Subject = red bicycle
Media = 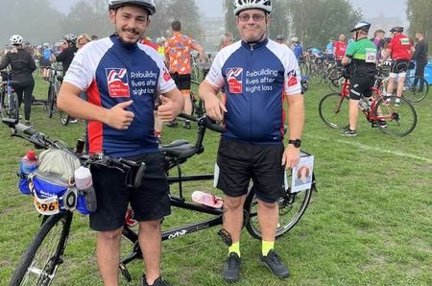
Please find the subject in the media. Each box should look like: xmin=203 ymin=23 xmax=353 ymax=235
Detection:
xmin=318 ymin=76 xmax=417 ymax=137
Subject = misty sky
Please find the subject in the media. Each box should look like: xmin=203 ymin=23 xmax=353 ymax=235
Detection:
xmin=50 ymin=0 xmax=407 ymax=23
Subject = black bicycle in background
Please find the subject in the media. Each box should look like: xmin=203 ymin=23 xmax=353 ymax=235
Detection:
xmin=0 ymin=71 xmax=19 ymax=121
xmin=4 ymin=113 xmax=316 ymax=286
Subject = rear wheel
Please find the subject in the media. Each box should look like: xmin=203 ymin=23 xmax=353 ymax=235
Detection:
xmin=403 ymin=76 xmax=429 ymax=102
xmin=9 ymin=92 xmax=20 ymax=121
xmin=318 ymin=92 xmax=349 ymax=129
xmin=245 ymin=178 xmax=314 ymax=240
xmin=9 ymin=212 xmax=72 ymax=286
xmin=374 ymin=95 xmax=417 ymax=137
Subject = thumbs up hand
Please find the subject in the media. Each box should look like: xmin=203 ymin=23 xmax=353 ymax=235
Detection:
xmin=106 ymin=100 xmax=135 ymax=130
xmin=157 ymin=95 xmax=178 ymax=121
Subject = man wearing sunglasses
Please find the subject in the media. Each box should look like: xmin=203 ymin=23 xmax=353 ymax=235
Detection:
xmin=199 ymin=0 xmax=304 ymax=282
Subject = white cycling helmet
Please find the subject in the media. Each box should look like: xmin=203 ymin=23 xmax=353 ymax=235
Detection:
xmin=108 ymin=0 xmax=156 ymax=15
xmin=233 ymin=0 xmax=272 ymax=15
xmin=350 ymin=21 xmax=371 ymax=32
xmin=64 ymin=33 xmax=77 ymax=44
xmin=10 ymin=34 xmax=24 ymax=45
xmin=291 ymin=36 xmax=299 ymax=43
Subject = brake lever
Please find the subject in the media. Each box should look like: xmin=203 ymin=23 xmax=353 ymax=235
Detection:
xmin=133 ymin=162 xmax=146 ymax=189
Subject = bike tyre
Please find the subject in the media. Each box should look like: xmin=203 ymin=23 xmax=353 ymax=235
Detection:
xmin=403 ymin=76 xmax=429 ymax=102
xmin=9 ymin=92 xmax=20 ymax=121
xmin=9 ymin=212 xmax=72 ymax=286
xmin=47 ymin=84 xmax=55 ymax=118
xmin=318 ymin=92 xmax=349 ymax=129
xmin=374 ymin=95 xmax=417 ymax=137
xmin=245 ymin=181 xmax=313 ymax=240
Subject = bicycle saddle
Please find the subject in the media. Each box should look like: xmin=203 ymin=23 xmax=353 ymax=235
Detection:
xmin=159 ymin=139 xmax=197 ymax=159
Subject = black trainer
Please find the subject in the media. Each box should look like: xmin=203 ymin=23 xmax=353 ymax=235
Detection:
xmin=260 ymin=250 xmax=290 ymax=279
xmin=371 ymin=120 xmax=387 ymax=128
xmin=223 ymin=252 xmax=241 ymax=283
xmin=142 ymin=275 xmax=171 ymax=286
xmin=340 ymin=126 xmax=357 ymax=137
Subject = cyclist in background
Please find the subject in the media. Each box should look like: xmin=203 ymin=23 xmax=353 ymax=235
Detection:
xmin=382 ymin=26 xmax=413 ymax=105
xmin=57 ymin=1 xmax=184 ymax=285
xmin=334 ymin=34 xmax=347 ymax=66
xmin=199 ymin=0 xmax=304 ymax=282
xmin=341 ymin=21 xmax=378 ymax=137
xmin=41 ymin=42 xmax=53 ymax=81
xmin=165 ymin=20 xmax=207 ymax=129
xmin=290 ymin=37 xmax=303 ymax=62
xmin=53 ymin=34 xmax=78 ymax=74
xmin=275 ymin=34 xmax=285 ymax=45
xmin=0 ymin=34 xmax=36 ymax=125
xmin=325 ymin=38 xmax=335 ymax=62
xmin=77 ymin=33 xmax=92 ymax=49
xmin=412 ymin=31 xmax=428 ymax=92
xmin=220 ymin=31 xmax=234 ymax=49
xmin=371 ymin=29 xmax=385 ymax=61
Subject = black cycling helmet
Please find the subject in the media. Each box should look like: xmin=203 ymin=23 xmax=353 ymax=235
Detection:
xmin=276 ymin=34 xmax=285 ymax=41
xmin=64 ymin=33 xmax=77 ymax=44
xmin=390 ymin=26 xmax=404 ymax=33
xmin=350 ymin=21 xmax=371 ymax=33
xmin=108 ymin=0 xmax=156 ymax=15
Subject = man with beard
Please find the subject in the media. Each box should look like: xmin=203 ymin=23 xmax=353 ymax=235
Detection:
xmin=57 ymin=1 xmax=184 ymax=285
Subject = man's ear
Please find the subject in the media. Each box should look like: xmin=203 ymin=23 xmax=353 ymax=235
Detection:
xmin=109 ymin=9 xmax=116 ymax=24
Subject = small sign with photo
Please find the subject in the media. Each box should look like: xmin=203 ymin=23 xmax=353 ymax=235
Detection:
xmin=290 ymin=155 xmax=314 ymax=193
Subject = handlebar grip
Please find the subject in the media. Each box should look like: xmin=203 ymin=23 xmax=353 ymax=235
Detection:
xmin=133 ymin=163 xmax=146 ymax=189
xmin=204 ymin=117 xmax=225 ymax=133
xmin=178 ymin=113 xmax=197 ymax=122
xmin=16 ymin=123 xmax=37 ymax=136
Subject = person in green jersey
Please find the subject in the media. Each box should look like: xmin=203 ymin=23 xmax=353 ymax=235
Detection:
xmin=341 ymin=21 xmax=378 ymax=136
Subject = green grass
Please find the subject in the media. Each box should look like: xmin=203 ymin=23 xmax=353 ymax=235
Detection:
xmin=0 ymin=76 xmax=431 ymax=286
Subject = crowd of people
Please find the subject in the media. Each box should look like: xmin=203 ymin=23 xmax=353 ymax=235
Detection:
xmin=0 ymin=0 xmax=429 ymax=285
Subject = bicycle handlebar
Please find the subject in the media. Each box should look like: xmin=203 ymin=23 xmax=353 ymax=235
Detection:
xmin=178 ymin=113 xmax=225 ymax=133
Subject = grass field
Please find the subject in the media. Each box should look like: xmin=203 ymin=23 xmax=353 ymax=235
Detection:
xmin=0 ymin=75 xmax=431 ymax=286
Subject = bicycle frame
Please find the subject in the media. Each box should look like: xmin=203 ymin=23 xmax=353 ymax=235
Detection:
xmin=0 ymin=71 xmax=19 ymax=121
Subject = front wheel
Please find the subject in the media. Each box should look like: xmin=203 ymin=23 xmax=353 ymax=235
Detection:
xmin=245 ymin=181 xmax=314 ymax=240
xmin=9 ymin=212 xmax=72 ymax=286
xmin=318 ymin=92 xmax=349 ymax=129
xmin=403 ymin=76 xmax=429 ymax=102
xmin=374 ymin=95 xmax=417 ymax=137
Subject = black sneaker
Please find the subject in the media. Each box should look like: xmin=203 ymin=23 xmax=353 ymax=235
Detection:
xmin=223 ymin=252 xmax=241 ymax=283
xmin=340 ymin=127 xmax=357 ymax=137
xmin=142 ymin=275 xmax=170 ymax=286
xmin=260 ymin=250 xmax=290 ymax=279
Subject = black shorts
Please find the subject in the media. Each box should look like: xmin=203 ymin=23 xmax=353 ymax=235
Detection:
xmin=215 ymin=138 xmax=284 ymax=203
xmin=170 ymin=73 xmax=191 ymax=90
xmin=349 ymin=77 xmax=374 ymax=100
xmin=390 ymin=59 xmax=410 ymax=74
xmin=89 ymin=152 xmax=170 ymax=231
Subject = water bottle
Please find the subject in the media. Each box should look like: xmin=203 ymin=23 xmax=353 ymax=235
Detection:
xmin=74 ymin=166 xmax=97 ymax=212
xmin=191 ymin=191 xmax=223 ymax=208
xmin=18 ymin=150 xmax=38 ymax=195
xmin=20 ymin=150 xmax=38 ymax=175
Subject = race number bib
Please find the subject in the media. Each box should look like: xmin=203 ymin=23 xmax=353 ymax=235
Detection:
xmin=33 ymin=195 xmax=60 ymax=215
xmin=365 ymin=48 xmax=377 ymax=63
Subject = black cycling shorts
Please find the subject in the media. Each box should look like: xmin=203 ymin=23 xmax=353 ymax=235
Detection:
xmin=390 ymin=59 xmax=410 ymax=74
xmin=170 ymin=73 xmax=191 ymax=90
xmin=89 ymin=152 xmax=170 ymax=231
xmin=349 ymin=77 xmax=375 ymax=100
xmin=215 ymin=138 xmax=285 ymax=203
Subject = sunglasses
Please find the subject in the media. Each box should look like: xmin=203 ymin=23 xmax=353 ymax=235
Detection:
xmin=238 ymin=13 xmax=266 ymax=22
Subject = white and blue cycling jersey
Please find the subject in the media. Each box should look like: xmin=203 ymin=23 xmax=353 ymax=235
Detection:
xmin=64 ymin=34 xmax=176 ymax=157
xmin=206 ymin=38 xmax=302 ymax=144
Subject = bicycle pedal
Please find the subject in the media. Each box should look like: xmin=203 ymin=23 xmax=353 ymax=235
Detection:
xmin=217 ymin=228 xmax=232 ymax=246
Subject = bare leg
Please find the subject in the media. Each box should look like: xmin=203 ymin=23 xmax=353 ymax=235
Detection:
xmin=349 ymin=99 xmax=359 ymax=131
xmin=223 ymin=195 xmax=246 ymax=244
xmin=396 ymin=76 xmax=406 ymax=97
xmin=182 ymin=90 xmax=192 ymax=115
xmin=139 ymin=220 xmax=163 ymax=285
xmin=96 ymin=228 xmax=123 ymax=286
xmin=257 ymin=200 xmax=278 ymax=241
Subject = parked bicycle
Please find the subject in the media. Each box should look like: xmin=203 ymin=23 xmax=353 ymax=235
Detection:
xmin=4 ymin=112 xmax=316 ymax=286
xmin=0 ymin=71 xmax=19 ymax=121
xmin=318 ymin=75 xmax=417 ymax=137
xmin=46 ymin=65 xmax=63 ymax=119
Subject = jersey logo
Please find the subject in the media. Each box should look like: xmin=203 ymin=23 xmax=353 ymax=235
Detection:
xmin=226 ymin=67 xmax=243 ymax=94
xmin=106 ymin=68 xmax=130 ymax=97
xmin=287 ymin=69 xmax=298 ymax=87
xmin=162 ymin=68 xmax=172 ymax=82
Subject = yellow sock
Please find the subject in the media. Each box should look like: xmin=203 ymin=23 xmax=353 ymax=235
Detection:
xmin=228 ymin=241 xmax=240 ymax=257
xmin=262 ymin=240 xmax=274 ymax=256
